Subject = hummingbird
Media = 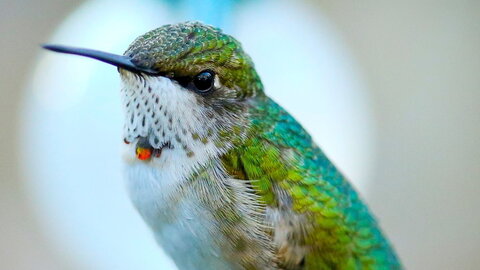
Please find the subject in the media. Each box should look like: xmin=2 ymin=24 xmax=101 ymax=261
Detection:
xmin=43 ymin=21 xmax=401 ymax=270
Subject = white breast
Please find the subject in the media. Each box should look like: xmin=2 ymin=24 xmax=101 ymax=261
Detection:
xmin=124 ymin=144 xmax=239 ymax=270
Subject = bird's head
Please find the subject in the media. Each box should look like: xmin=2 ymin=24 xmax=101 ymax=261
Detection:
xmin=44 ymin=22 xmax=264 ymax=163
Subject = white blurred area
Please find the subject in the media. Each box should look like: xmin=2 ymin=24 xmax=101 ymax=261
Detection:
xmin=1 ymin=1 xmax=479 ymax=270
xmin=20 ymin=0 xmax=373 ymax=269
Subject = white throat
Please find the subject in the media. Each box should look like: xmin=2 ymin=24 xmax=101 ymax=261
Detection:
xmin=120 ymin=73 xmax=239 ymax=269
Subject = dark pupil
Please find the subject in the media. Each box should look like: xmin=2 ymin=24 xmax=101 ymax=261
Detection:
xmin=193 ymin=71 xmax=214 ymax=91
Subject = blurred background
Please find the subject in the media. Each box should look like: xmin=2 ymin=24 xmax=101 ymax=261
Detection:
xmin=1 ymin=0 xmax=479 ymax=269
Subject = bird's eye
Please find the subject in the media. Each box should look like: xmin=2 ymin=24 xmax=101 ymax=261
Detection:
xmin=191 ymin=70 xmax=215 ymax=94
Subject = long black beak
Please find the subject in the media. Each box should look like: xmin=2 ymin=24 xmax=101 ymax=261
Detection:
xmin=42 ymin=44 xmax=159 ymax=75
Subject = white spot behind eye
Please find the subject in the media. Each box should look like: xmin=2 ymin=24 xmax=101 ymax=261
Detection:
xmin=213 ymin=75 xmax=222 ymax=89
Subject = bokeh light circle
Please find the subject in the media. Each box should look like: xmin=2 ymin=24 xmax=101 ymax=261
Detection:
xmin=20 ymin=0 xmax=374 ymax=269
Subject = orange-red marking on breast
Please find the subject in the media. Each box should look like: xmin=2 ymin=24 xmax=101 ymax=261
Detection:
xmin=136 ymin=147 xmax=152 ymax=160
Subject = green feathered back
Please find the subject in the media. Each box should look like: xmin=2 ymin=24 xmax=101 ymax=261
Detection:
xmin=222 ymin=96 xmax=401 ymax=269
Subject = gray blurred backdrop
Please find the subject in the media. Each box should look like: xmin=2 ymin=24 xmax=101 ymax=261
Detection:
xmin=1 ymin=1 xmax=479 ymax=269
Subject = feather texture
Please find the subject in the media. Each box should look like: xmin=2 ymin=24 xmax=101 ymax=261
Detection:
xmin=221 ymin=96 xmax=402 ymax=269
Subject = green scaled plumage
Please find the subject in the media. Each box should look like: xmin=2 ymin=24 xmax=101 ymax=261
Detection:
xmin=222 ymin=96 xmax=401 ymax=269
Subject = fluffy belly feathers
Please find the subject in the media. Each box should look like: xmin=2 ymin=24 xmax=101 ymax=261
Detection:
xmin=124 ymin=147 xmax=239 ymax=270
